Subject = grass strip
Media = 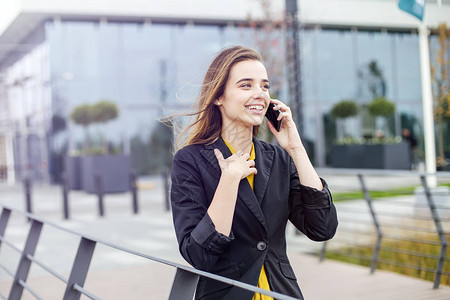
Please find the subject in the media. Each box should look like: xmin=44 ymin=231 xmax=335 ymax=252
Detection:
xmin=333 ymin=183 xmax=450 ymax=202
xmin=325 ymin=235 xmax=450 ymax=285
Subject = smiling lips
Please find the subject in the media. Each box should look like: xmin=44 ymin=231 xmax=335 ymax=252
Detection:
xmin=245 ymin=104 xmax=265 ymax=114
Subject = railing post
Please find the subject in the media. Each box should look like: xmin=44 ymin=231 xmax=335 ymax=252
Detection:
xmin=62 ymin=172 xmax=70 ymax=220
xmin=0 ymin=208 xmax=11 ymax=247
xmin=420 ymin=175 xmax=448 ymax=289
xmin=9 ymin=219 xmax=43 ymax=300
xmin=168 ymin=267 xmax=199 ymax=300
xmin=63 ymin=237 xmax=96 ymax=300
xmin=319 ymin=241 xmax=327 ymax=262
xmin=163 ymin=167 xmax=171 ymax=211
xmin=24 ymin=177 xmax=32 ymax=217
xmin=357 ymin=174 xmax=383 ymax=274
xmin=130 ymin=170 xmax=139 ymax=214
xmin=95 ymin=173 xmax=105 ymax=217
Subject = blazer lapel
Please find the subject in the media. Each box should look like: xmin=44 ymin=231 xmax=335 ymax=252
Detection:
xmin=201 ymin=138 xmax=229 ymax=178
xmin=253 ymin=139 xmax=274 ymax=205
xmin=201 ymin=137 xmax=267 ymax=229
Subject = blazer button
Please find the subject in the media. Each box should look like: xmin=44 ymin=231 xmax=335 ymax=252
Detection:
xmin=256 ymin=241 xmax=267 ymax=251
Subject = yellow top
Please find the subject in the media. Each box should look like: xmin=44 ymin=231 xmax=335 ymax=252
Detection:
xmin=223 ymin=139 xmax=274 ymax=300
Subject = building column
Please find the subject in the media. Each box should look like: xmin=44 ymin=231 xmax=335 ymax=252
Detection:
xmin=5 ymin=133 xmax=15 ymax=185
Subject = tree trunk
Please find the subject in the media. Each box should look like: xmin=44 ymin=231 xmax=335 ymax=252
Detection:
xmin=83 ymin=126 xmax=89 ymax=154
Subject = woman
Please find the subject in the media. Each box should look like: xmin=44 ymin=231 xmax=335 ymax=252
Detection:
xmin=170 ymin=46 xmax=338 ymax=300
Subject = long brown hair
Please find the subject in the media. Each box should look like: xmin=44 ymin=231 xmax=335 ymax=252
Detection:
xmin=175 ymin=46 xmax=263 ymax=151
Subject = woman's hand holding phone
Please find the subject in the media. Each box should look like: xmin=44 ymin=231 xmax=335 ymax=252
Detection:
xmin=266 ymin=98 xmax=304 ymax=154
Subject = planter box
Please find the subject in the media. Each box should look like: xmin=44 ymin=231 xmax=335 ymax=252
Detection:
xmin=81 ymin=154 xmax=131 ymax=193
xmin=330 ymin=142 xmax=411 ymax=169
xmin=64 ymin=156 xmax=83 ymax=190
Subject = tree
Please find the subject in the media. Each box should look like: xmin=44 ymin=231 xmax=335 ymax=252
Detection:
xmin=91 ymin=100 xmax=119 ymax=124
xmin=431 ymin=23 xmax=450 ymax=167
xmin=368 ymin=97 xmax=396 ymax=138
xmin=70 ymin=100 xmax=119 ymax=154
xmin=331 ymin=100 xmax=358 ymax=140
xmin=91 ymin=100 xmax=119 ymax=153
xmin=70 ymin=104 xmax=93 ymax=153
xmin=331 ymin=100 xmax=358 ymax=119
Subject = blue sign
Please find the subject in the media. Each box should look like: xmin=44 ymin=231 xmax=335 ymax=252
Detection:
xmin=398 ymin=0 xmax=425 ymax=21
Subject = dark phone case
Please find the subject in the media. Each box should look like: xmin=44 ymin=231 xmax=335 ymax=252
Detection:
xmin=265 ymin=103 xmax=281 ymax=131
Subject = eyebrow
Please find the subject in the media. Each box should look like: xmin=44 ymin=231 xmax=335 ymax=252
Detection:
xmin=235 ymin=78 xmax=270 ymax=84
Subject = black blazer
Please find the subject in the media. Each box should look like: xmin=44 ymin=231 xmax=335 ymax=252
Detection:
xmin=171 ymin=137 xmax=338 ymax=300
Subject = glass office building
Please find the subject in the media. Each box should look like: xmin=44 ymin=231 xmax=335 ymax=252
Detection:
xmin=1 ymin=18 xmax=444 ymax=182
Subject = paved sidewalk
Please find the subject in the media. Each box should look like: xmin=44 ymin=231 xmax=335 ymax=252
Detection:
xmin=0 ymin=174 xmax=449 ymax=299
xmin=2 ymin=251 xmax=450 ymax=300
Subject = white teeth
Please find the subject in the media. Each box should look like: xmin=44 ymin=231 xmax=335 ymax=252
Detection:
xmin=247 ymin=105 xmax=264 ymax=110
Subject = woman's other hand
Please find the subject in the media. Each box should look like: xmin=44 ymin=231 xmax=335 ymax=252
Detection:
xmin=214 ymin=149 xmax=257 ymax=180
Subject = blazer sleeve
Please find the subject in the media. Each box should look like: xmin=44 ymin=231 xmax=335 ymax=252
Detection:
xmin=288 ymin=158 xmax=338 ymax=241
xmin=170 ymin=148 xmax=234 ymax=271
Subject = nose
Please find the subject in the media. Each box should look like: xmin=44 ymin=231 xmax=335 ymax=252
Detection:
xmin=253 ymin=89 xmax=267 ymax=100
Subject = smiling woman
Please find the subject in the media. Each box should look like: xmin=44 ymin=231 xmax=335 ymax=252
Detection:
xmin=215 ymin=59 xmax=270 ymax=154
xmin=170 ymin=46 xmax=338 ymax=300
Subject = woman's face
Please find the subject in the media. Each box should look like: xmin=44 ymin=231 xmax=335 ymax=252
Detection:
xmin=217 ymin=59 xmax=270 ymax=132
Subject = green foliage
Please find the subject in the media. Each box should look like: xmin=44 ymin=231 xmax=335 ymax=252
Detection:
xmin=326 ymin=234 xmax=450 ymax=285
xmin=336 ymin=136 xmax=402 ymax=145
xmin=331 ymin=100 xmax=358 ymax=119
xmin=368 ymin=97 xmax=396 ymax=117
xmin=332 ymin=186 xmax=417 ymax=202
xmin=332 ymin=183 xmax=450 ymax=202
xmin=70 ymin=100 xmax=120 ymax=155
xmin=70 ymin=100 xmax=119 ymax=127
xmin=70 ymin=104 xmax=93 ymax=127
xmin=91 ymin=100 xmax=119 ymax=124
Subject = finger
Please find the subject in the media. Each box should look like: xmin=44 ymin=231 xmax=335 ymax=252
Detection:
xmin=270 ymin=99 xmax=284 ymax=106
xmin=272 ymin=104 xmax=283 ymax=111
xmin=267 ymin=119 xmax=278 ymax=135
xmin=277 ymin=111 xmax=286 ymax=121
xmin=274 ymin=104 xmax=290 ymax=113
xmin=242 ymin=152 xmax=251 ymax=160
xmin=248 ymin=160 xmax=255 ymax=167
xmin=214 ymin=149 xmax=224 ymax=161
xmin=249 ymin=167 xmax=258 ymax=176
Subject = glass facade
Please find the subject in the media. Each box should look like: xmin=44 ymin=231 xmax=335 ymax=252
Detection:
xmin=2 ymin=39 xmax=51 ymax=182
xmin=301 ymin=28 xmax=425 ymax=165
xmin=44 ymin=21 xmax=270 ymax=181
xmin=3 ymin=18 xmax=442 ymax=183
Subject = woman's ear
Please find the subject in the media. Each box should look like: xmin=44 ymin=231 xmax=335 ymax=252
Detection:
xmin=215 ymin=99 xmax=222 ymax=106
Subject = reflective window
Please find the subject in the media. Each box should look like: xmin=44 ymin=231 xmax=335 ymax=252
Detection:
xmin=394 ymin=33 xmax=421 ymax=102
xmin=25 ymin=21 xmax=427 ymax=177
xmin=302 ymin=29 xmax=356 ymax=103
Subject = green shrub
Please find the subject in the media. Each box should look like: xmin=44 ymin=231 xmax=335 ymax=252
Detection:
xmin=331 ymin=100 xmax=358 ymax=119
xmin=368 ymin=97 xmax=395 ymax=117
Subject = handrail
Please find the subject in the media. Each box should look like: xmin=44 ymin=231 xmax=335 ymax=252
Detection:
xmin=318 ymin=170 xmax=450 ymax=289
xmin=317 ymin=167 xmax=450 ymax=177
xmin=0 ymin=205 xmax=300 ymax=300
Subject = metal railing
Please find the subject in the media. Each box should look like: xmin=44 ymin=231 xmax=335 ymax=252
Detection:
xmin=318 ymin=169 xmax=450 ymax=289
xmin=0 ymin=205 xmax=300 ymax=300
xmin=20 ymin=169 xmax=172 ymax=220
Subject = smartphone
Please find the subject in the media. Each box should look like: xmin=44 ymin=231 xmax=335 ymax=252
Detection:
xmin=265 ymin=103 xmax=281 ymax=131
